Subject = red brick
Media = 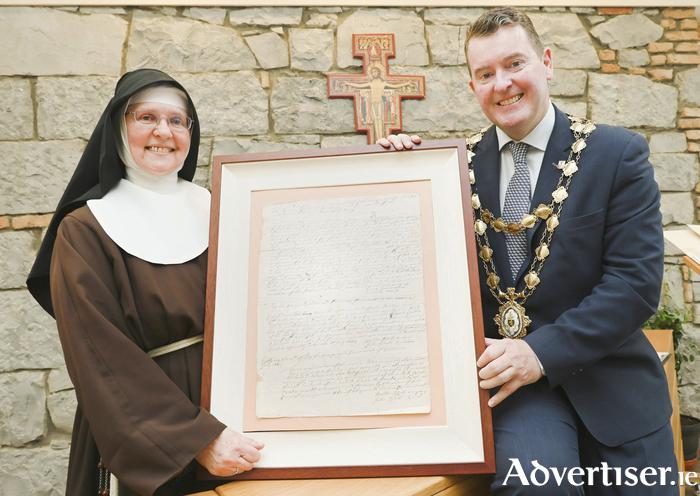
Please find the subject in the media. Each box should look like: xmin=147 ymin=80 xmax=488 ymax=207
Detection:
xmin=650 ymin=54 xmax=667 ymax=65
xmin=648 ymin=42 xmax=674 ymax=53
xmin=598 ymin=49 xmax=616 ymax=61
xmin=679 ymin=119 xmax=700 ymax=129
xmin=681 ymin=19 xmax=698 ymax=30
xmin=686 ymin=130 xmax=700 ymax=140
xmin=601 ymin=64 xmax=620 ymax=73
xmin=11 ymin=214 xmax=53 ymax=230
xmin=665 ymin=31 xmax=698 ymax=41
xmin=628 ymin=67 xmax=646 ymax=75
xmin=688 ymin=142 xmax=700 ymax=153
xmin=683 ymin=265 xmax=691 ymax=281
xmin=682 ymin=108 xmax=700 ymax=118
xmin=667 ymin=53 xmax=700 ymax=65
xmin=676 ymin=42 xmax=700 ymax=52
xmin=661 ymin=19 xmax=677 ymax=30
xmin=648 ymin=69 xmax=673 ymax=81
xmin=663 ymin=8 xmax=696 ymax=19
xmin=0 ymin=217 xmax=9 ymax=230
xmin=599 ymin=7 xmax=632 ymax=15
xmin=695 ymin=182 xmax=700 ymax=193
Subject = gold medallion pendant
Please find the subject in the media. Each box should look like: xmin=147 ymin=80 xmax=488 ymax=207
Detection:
xmin=494 ymin=289 xmax=531 ymax=339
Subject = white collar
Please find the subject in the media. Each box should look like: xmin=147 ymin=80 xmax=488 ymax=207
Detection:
xmin=496 ymin=102 xmax=556 ymax=151
xmin=87 ymin=176 xmax=210 ymax=265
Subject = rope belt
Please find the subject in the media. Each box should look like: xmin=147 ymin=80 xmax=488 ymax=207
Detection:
xmin=147 ymin=334 xmax=204 ymax=358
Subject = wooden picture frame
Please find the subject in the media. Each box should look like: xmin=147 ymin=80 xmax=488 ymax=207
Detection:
xmin=201 ymin=140 xmax=494 ymax=480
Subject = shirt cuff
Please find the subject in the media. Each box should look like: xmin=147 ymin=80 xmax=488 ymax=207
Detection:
xmin=535 ymin=354 xmax=546 ymax=376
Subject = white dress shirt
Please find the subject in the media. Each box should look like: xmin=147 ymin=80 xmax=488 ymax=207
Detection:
xmin=495 ymin=102 xmax=556 ymax=211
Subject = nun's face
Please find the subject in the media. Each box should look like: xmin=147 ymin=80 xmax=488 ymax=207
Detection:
xmin=125 ymin=102 xmax=191 ymax=176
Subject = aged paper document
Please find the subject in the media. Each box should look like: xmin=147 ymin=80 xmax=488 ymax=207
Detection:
xmin=256 ymin=193 xmax=431 ymax=418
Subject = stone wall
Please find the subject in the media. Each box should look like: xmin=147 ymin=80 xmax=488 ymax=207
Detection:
xmin=0 ymin=5 xmax=698 ymax=494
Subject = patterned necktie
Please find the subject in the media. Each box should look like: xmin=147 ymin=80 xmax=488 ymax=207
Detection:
xmin=503 ymin=141 xmax=531 ymax=284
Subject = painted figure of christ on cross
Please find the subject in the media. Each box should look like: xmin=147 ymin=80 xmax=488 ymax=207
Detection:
xmin=328 ymin=34 xmax=425 ymax=144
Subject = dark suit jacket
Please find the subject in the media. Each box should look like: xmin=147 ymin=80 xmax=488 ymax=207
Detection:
xmin=471 ymin=105 xmax=672 ymax=447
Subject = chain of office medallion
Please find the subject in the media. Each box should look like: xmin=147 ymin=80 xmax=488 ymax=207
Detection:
xmin=467 ymin=115 xmax=596 ymax=305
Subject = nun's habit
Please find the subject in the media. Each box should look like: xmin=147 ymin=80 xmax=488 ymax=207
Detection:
xmin=27 ymin=69 xmax=226 ymax=496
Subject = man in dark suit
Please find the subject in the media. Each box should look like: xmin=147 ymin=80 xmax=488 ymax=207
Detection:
xmin=380 ymin=7 xmax=677 ymax=495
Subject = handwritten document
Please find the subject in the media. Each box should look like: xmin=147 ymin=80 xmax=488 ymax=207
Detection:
xmin=256 ymin=193 xmax=431 ymax=418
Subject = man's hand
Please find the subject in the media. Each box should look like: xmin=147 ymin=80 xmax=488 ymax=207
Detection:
xmin=477 ymin=338 xmax=543 ymax=408
xmin=376 ymin=133 xmax=421 ymax=150
xmin=196 ymin=427 xmax=264 ymax=477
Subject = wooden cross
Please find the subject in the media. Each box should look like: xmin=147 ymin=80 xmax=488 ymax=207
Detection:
xmin=328 ymin=34 xmax=426 ymax=144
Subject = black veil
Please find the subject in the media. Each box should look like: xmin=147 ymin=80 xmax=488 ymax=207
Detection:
xmin=27 ymin=69 xmax=202 ymax=316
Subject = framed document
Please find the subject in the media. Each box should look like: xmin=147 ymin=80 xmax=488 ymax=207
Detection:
xmin=201 ymin=140 xmax=494 ymax=480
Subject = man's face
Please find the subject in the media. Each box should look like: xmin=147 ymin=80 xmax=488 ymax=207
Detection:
xmin=467 ymin=24 xmax=553 ymax=141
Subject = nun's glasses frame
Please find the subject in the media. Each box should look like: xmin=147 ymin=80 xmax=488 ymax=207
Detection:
xmin=125 ymin=110 xmax=195 ymax=131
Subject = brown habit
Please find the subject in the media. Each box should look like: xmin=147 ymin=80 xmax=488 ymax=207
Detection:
xmin=51 ymin=206 xmax=226 ymax=496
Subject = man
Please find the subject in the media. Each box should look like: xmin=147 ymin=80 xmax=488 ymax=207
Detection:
xmin=379 ymin=7 xmax=677 ymax=495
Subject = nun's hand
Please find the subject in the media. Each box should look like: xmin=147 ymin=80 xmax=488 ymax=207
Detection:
xmin=376 ymin=134 xmax=421 ymax=150
xmin=196 ymin=428 xmax=264 ymax=477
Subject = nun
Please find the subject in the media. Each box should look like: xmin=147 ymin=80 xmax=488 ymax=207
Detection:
xmin=27 ymin=69 xmax=263 ymax=496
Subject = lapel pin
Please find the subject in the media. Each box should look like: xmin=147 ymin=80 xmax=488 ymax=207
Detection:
xmin=555 ymin=160 xmax=567 ymax=169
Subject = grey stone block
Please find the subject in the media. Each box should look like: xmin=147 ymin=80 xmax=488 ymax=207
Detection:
xmin=660 ymin=192 xmax=694 ymax=226
xmin=550 ymin=70 xmax=587 ymax=97
xmin=676 ymin=68 xmax=700 ymax=107
xmin=0 ymin=7 xmax=126 ymax=76
xmin=213 ymin=137 xmax=319 ymax=156
xmin=0 ymin=446 xmax=69 ymax=495
xmin=590 ymin=14 xmax=663 ymax=50
xmin=0 ymin=140 xmax=84 ymax=215
xmin=246 ymin=33 xmax=289 ymax=69
xmin=229 ymin=7 xmax=303 ymax=26
xmin=427 ymin=25 xmax=467 ymax=66
xmin=47 ymin=389 xmax=77 ymax=433
xmin=551 ymin=99 xmax=587 ymax=119
xmin=182 ymin=7 xmax=226 ymax=25
xmin=0 ymin=371 xmax=46 ymax=447
xmin=290 ymin=29 xmax=334 ymax=72
xmin=423 ymin=8 xmax=486 ymax=25
xmin=337 ymin=10 xmax=429 ymax=68
xmin=271 ymin=77 xmax=355 ymax=134
xmin=127 ymin=11 xmax=257 ymax=73
xmin=649 ymin=133 xmax=688 ymax=154
xmin=619 ymin=49 xmax=650 ymax=68
xmin=37 ymin=76 xmax=117 ymax=140
xmin=531 ymin=14 xmax=600 ymax=69
xmin=391 ymin=66 xmax=491 ymax=133
xmin=589 ymin=73 xmax=678 ymax=129
xmin=650 ymin=153 xmax=700 ymax=192
xmin=321 ymin=135 xmax=370 ymax=148
xmin=0 ymin=79 xmax=33 ymax=140
xmin=0 ymin=231 xmax=36 ymax=290
xmin=0 ymin=291 xmax=64 ymax=372
xmin=307 ymin=14 xmax=337 ymax=28
xmin=176 ymin=72 xmax=268 ymax=137
xmin=47 ymin=366 xmax=73 ymax=393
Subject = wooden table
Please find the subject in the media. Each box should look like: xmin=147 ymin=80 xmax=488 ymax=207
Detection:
xmin=644 ymin=329 xmax=684 ymax=496
xmin=189 ymin=474 xmax=493 ymax=496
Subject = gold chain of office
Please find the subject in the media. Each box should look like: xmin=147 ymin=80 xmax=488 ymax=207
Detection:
xmin=466 ymin=114 xmax=596 ymax=339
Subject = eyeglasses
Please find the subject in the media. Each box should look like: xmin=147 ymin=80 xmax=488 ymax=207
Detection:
xmin=126 ymin=110 xmax=194 ymax=131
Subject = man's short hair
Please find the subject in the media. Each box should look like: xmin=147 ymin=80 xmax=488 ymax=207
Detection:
xmin=466 ymin=7 xmax=545 ymax=74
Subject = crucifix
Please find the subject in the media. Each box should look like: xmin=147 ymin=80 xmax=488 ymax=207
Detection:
xmin=328 ymin=34 xmax=426 ymax=144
